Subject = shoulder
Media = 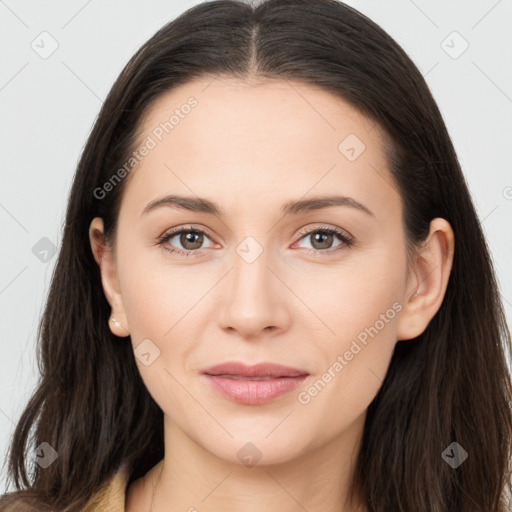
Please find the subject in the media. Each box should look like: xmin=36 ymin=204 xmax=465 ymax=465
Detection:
xmin=82 ymin=466 xmax=129 ymax=512
xmin=0 ymin=466 xmax=129 ymax=512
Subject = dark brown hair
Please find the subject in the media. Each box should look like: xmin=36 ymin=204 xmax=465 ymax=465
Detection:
xmin=2 ymin=0 xmax=511 ymax=510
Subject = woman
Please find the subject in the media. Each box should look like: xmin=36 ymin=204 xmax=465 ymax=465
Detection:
xmin=1 ymin=0 xmax=511 ymax=510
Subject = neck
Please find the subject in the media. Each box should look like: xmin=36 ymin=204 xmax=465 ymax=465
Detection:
xmin=128 ymin=412 xmax=367 ymax=512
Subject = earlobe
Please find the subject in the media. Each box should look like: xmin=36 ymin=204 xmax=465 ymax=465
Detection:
xmin=88 ymin=217 xmax=130 ymax=337
xmin=396 ymin=218 xmax=455 ymax=341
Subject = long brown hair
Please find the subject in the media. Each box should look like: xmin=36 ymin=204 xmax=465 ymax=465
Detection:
xmin=2 ymin=0 xmax=511 ymax=510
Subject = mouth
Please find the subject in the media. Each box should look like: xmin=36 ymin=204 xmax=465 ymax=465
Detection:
xmin=201 ymin=361 xmax=310 ymax=405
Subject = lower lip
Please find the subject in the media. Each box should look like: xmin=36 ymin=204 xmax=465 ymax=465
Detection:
xmin=203 ymin=374 xmax=309 ymax=405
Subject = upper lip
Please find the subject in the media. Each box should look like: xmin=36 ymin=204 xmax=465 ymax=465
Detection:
xmin=202 ymin=361 xmax=309 ymax=378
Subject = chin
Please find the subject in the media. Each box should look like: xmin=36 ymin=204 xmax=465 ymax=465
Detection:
xmin=198 ymin=425 xmax=314 ymax=467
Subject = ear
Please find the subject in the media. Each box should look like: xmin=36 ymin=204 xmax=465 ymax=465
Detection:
xmin=89 ymin=217 xmax=130 ymax=337
xmin=396 ymin=217 xmax=455 ymax=341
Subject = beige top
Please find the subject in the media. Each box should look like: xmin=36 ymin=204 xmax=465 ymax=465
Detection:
xmin=82 ymin=468 xmax=129 ymax=512
xmin=0 ymin=467 xmax=129 ymax=512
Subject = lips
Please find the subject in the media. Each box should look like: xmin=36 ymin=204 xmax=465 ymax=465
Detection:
xmin=201 ymin=361 xmax=310 ymax=405
xmin=202 ymin=361 xmax=309 ymax=379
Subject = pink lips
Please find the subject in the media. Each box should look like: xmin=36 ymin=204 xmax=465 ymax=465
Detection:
xmin=201 ymin=361 xmax=309 ymax=405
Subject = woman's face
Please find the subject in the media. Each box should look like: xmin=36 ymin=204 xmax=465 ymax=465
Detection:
xmin=94 ymin=76 xmax=429 ymax=465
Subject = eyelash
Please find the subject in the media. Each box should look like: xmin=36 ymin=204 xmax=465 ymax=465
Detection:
xmin=156 ymin=224 xmax=354 ymax=258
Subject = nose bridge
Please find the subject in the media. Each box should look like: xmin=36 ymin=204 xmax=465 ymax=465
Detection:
xmin=218 ymin=235 xmax=289 ymax=336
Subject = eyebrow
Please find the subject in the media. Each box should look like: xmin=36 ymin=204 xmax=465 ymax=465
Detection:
xmin=141 ymin=194 xmax=375 ymax=218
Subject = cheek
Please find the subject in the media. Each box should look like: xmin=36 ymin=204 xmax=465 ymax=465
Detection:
xmin=116 ymin=253 xmax=202 ymax=415
xmin=121 ymin=269 xmax=173 ymax=340
xmin=118 ymin=242 xmax=207 ymax=341
xmin=116 ymin=246 xmax=217 ymax=395
xmin=294 ymin=305 xmax=399 ymax=449
xmin=291 ymin=243 xmax=405 ymax=344
xmin=294 ymin=247 xmax=405 ymax=416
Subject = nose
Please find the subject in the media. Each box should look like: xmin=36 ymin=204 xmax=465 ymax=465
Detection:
xmin=217 ymin=246 xmax=291 ymax=340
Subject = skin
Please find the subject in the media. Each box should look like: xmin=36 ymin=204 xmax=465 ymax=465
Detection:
xmin=89 ymin=76 xmax=454 ymax=512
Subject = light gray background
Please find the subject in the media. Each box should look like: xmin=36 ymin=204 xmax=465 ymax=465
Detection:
xmin=1 ymin=0 xmax=511 ymax=493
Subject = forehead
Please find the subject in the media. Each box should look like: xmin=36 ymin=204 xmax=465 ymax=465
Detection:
xmin=121 ymin=76 xmax=399 ymax=221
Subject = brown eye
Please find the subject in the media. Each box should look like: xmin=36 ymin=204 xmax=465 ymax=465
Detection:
xmin=309 ymin=231 xmax=335 ymax=250
xmin=157 ymin=227 xmax=215 ymax=255
xmin=295 ymin=226 xmax=354 ymax=255
xmin=179 ymin=230 xmax=204 ymax=250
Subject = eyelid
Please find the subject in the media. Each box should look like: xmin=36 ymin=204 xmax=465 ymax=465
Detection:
xmin=295 ymin=224 xmax=353 ymax=242
xmin=157 ymin=224 xmax=214 ymax=240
